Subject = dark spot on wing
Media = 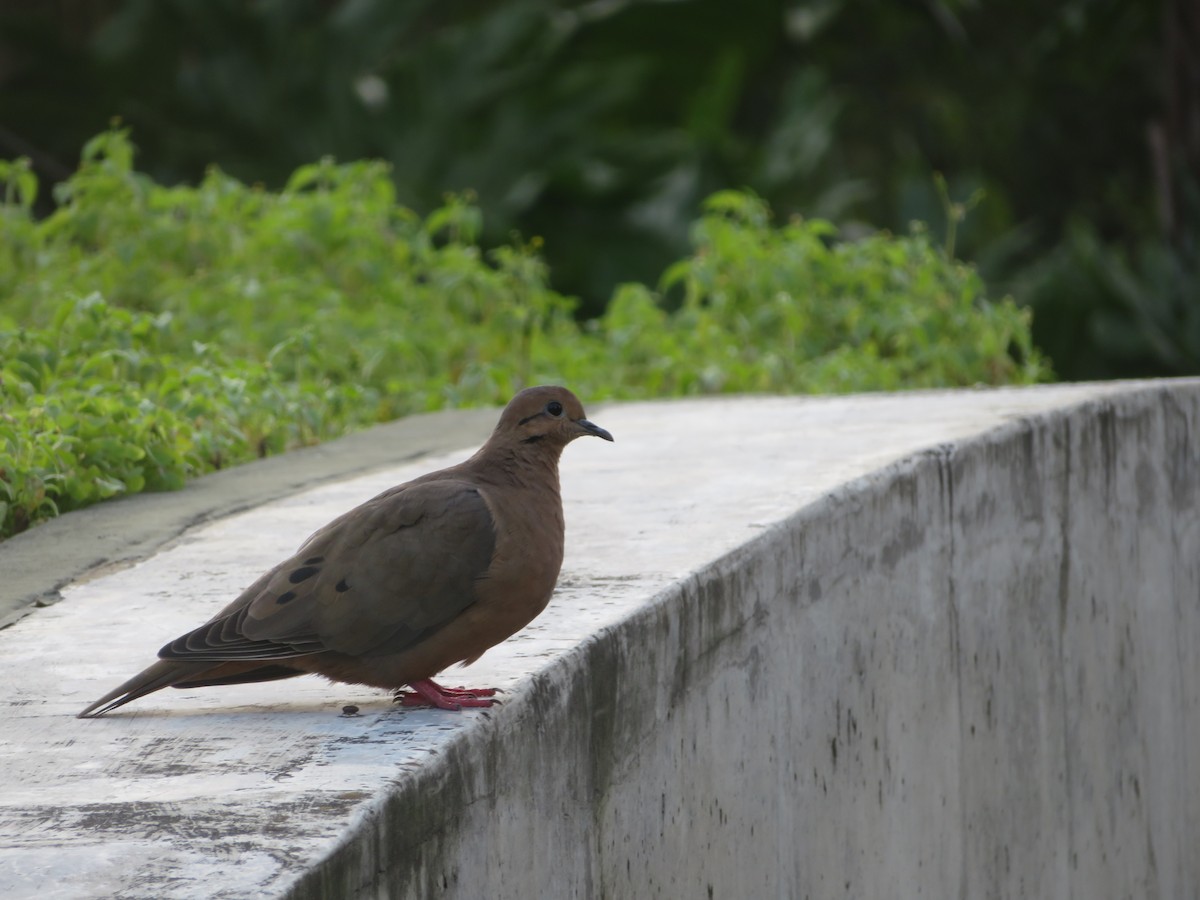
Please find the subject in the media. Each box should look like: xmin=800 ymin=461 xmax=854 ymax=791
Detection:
xmin=335 ymin=578 xmax=350 ymax=593
xmin=289 ymin=566 xmax=320 ymax=584
xmin=277 ymin=591 xmax=297 ymax=605
xmin=304 ymin=556 xmax=325 ymax=565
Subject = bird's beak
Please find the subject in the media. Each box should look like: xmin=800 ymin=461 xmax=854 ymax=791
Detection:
xmin=574 ymin=418 xmax=614 ymax=442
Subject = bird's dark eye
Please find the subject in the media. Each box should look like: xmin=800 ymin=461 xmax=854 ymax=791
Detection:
xmin=546 ymin=401 xmax=564 ymax=417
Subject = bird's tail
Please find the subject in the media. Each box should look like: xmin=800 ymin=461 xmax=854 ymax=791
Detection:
xmin=77 ymin=659 xmax=212 ymax=718
xmin=77 ymin=659 xmax=307 ymax=718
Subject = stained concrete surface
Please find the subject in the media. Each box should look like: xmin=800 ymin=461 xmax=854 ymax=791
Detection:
xmin=0 ymin=381 xmax=1196 ymax=898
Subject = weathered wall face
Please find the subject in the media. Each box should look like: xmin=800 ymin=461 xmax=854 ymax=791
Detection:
xmin=287 ymin=388 xmax=1199 ymax=900
xmin=949 ymin=395 xmax=1200 ymax=900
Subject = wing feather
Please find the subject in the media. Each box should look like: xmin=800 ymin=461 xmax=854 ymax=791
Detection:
xmin=158 ymin=479 xmax=496 ymax=663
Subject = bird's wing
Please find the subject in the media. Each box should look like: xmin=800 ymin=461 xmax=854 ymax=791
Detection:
xmin=157 ymin=479 xmax=497 ymax=662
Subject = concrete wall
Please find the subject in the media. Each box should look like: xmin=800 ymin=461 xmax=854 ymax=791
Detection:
xmin=284 ymin=386 xmax=1199 ymax=899
xmin=2 ymin=383 xmax=1195 ymax=899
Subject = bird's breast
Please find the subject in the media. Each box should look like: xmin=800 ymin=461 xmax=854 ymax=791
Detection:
xmin=476 ymin=487 xmax=566 ymax=625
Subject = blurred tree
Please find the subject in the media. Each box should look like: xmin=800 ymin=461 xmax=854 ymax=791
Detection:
xmin=0 ymin=0 xmax=1188 ymax=376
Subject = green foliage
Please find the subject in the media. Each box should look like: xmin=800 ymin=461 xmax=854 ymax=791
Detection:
xmin=0 ymin=0 xmax=1170 ymax=337
xmin=582 ymin=191 xmax=1047 ymax=395
xmin=0 ymin=293 xmax=300 ymax=535
xmin=0 ymin=131 xmax=1047 ymax=538
xmin=3 ymin=129 xmax=576 ymax=413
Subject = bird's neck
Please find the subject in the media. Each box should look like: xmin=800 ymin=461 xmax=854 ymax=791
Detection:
xmin=468 ymin=442 xmax=565 ymax=492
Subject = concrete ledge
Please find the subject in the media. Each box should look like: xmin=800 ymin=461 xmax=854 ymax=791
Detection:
xmin=1 ymin=381 xmax=1197 ymax=898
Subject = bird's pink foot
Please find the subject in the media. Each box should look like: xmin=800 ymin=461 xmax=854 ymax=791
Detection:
xmin=393 ymin=678 xmax=498 ymax=710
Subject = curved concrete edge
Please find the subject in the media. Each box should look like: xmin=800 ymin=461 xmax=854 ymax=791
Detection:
xmin=279 ymin=381 xmax=1199 ymax=899
xmin=0 ymin=406 xmax=500 ymax=628
xmin=2 ymin=380 xmax=1197 ymax=899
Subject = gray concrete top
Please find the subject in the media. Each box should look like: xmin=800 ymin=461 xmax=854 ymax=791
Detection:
xmin=0 ymin=381 xmax=1183 ymax=899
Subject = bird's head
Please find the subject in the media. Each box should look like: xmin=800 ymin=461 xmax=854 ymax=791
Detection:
xmin=495 ymin=385 xmax=614 ymax=449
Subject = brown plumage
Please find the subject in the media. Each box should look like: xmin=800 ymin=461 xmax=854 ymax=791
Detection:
xmin=78 ymin=385 xmax=613 ymax=717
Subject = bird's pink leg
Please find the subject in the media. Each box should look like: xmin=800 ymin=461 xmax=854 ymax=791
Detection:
xmin=394 ymin=678 xmax=498 ymax=710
